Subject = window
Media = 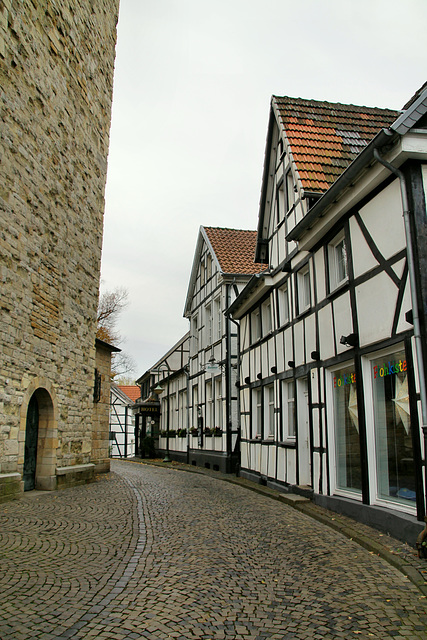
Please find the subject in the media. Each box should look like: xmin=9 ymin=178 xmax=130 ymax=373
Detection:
xmin=281 ymin=380 xmax=296 ymax=440
xmin=332 ymin=363 xmax=361 ymax=494
xmin=297 ymin=265 xmax=310 ymax=314
xmin=276 ymin=180 xmax=285 ymax=225
xmin=285 ymin=170 xmax=295 ymax=212
xmin=252 ymin=388 xmax=262 ymax=438
xmin=215 ymin=378 xmax=223 ymax=429
xmin=265 ymin=385 xmax=275 ymax=438
xmin=214 ymin=296 xmax=221 ymax=341
xmin=205 ymin=303 xmax=212 ymax=344
xmin=328 ymin=233 xmax=348 ymax=291
xmin=278 ymin=284 xmax=290 ymax=326
xmin=206 ymin=255 xmax=212 ymax=280
xmin=369 ymin=347 xmax=415 ymax=507
xmin=200 ymin=260 xmax=205 ymax=286
xmin=251 ymin=308 xmax=261 ymax=343
xmin=262 ymin=299 xmax=272 ymax=335
xmin=178 ymin=390 xmax=187 ymax=429
xmin=191 ymin=314 xmax=199 ymax=354
xmin=206 ymin=380 xmax=213 ymax=429
xmin=192 ymin=385 xmax=198 ymax=429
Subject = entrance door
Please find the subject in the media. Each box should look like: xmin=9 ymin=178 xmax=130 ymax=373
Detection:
xmin=297 ymin=377 xmax=311 ymax=486
xmin=24 ymin=395 xmax=39 ymax=491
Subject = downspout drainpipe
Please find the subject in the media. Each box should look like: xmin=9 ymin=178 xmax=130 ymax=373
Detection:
xmin=373 ymin=148 xmax=427 ymax=513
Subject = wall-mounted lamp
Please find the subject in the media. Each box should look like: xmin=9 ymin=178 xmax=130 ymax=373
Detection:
xmin=288 ymin=360 xmax=295 ymax=368
xmin=271 ymin=366 xmax=277 ymax=374
xmin=340 ymin=333 xmax=358 ymax=348
xmin=244 ymin=376 xmax=250 ymax=384
xmin=311 ymin=350 xmax=320 ymax=361
xmin=257 ymin=372 xmax=262 ymax=380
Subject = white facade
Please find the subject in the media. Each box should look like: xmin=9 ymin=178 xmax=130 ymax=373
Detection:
xmin=229 ymin=90 xmax=427 ymax=542
xmin=109 ymin=385 xmax=136 ymax=458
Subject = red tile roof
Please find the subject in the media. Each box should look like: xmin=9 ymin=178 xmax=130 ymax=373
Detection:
xmin=273 ymin=96 xmax=399 ymax=192
xmin=118 ymin=385 xmax=140 ymax=402
xmin=204 ymin=227 xmax=267 ymax=275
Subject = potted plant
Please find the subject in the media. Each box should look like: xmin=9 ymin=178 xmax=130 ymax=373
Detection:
xmin=177 ymin=428 xmax=187 ymax=437
xmin=204 ymin=427 xmax=212 ymax=437
xmin=212 ymin=426 xmax=223 ymax=436
xmin=190 ymin=427 xmax=198 ymax=436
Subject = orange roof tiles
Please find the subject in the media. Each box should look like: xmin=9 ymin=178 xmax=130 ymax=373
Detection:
xmin=274 ymin=96 xmax=399 ymax=192
xmin=118 ymin=385 xmax=140 ymax=402
xmin=204 ymin=227 xmax=266 ymax=275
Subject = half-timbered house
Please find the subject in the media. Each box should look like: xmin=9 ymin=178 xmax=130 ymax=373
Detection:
xmin=183 ymin=226 xmax=265 ymax=472
xmin=228 ymin=86 xmax=427 ymax=542
xmin=135 ymin=333 xmax=190 ymax=459
xmin=109 ymin=384 xmax=140 ymax=458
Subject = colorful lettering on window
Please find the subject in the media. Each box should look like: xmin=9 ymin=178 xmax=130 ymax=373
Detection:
xmin=333 ymin=372 xmax=356 ymax=388
xmin=373 ymin=360 xmax=407 ymax=379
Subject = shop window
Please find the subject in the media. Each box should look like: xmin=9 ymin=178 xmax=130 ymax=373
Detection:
xmin=328 ymin=232 xmax=348 ymax=291
xmin=369 ymin=348 xmax=415 ymax=507
xmin=281 ymin=380 xmax=296 ymax=440
xmin=296 ymin=265 xmax=310 ymax=314
xmin=331 ymin=363 xmax=361 ymax=494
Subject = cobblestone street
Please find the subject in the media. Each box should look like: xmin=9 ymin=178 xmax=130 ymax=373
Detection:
xmin=0 ymin=460 xmax=427 ymax=640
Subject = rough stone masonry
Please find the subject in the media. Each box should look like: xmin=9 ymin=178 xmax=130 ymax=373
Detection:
xmin=0 ymin=0 xmax=120 ymax=499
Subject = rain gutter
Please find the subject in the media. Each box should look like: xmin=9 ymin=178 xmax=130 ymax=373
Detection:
xmin=372 ymin=148 xmax=427 ymax=437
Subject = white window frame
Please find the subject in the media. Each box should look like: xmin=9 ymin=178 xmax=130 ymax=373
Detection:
xmin=264 ymin=385 xmax=275 ymax=438
xmin=297 ymin=265 xmax=310 ymax=314
xmin=215 ymin=377 xmax=223 ymax=429
xmin=325 ymin=362 xmax=362 ymax=501
xmin=253 ymin=388 xmax=262 ymax=438
xmin=262 ymin=298 xmax=272 ymax=335
xmin=205 ymin=380 xmax=213 ymax=429
xmin=214 ymin=296 xmax=221 ymax=341
xmin=251 ymin=308 xmax=261 ymax=344
xmin=362 ymin=345 xmax=416 ymax=515
xmin=278 ymin=284 xmax=290 ymax=326
xmin=281 ymin=379 xmax=296 ymax=441
xmin=328 ymin=232 xmax=348 ymax=292
xmin=205 ymin=303 xmax=212 ymax=345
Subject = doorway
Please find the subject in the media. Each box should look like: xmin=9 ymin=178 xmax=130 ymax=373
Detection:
xmin=297 ymin=377 xmax=311 ymax=486
xmin=24 ymin=394 xmax=39 ymax=491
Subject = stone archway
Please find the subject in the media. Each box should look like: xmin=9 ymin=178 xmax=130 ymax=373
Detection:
xmin=20 ymin=379 xmax=58 ymax=491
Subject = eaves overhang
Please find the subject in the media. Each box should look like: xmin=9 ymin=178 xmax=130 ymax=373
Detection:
xmin=226 ymin=272 xmax=275 ymax=320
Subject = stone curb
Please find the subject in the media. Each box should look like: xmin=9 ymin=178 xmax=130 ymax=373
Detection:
xmin=115 ymin=458 xmax=427 ymax=597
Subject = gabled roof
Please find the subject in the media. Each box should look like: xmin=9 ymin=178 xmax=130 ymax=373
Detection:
xmin=273 ymin=96 xmax=399 ymax=192
xmin=117 ymin=385 xmax=140 ymax=402
xmin=184 ymin=226 xmax=266 ymax=317
xmin=204 ymin=227 xmax=266 ymax=275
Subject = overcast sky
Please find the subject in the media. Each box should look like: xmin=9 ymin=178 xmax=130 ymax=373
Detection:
xmin=100 ymin=0 xmax=427 ymax=378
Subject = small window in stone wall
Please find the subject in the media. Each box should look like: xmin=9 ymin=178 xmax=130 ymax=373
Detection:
xmin=93 ymin=368 xmax=102 ymax=403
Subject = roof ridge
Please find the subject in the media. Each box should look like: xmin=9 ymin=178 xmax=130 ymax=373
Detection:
xmin=273 ymin=95 xmax=399 ymax=115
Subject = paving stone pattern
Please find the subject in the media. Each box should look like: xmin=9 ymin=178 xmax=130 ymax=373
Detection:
xmin=0 ymin=461 xmax=426 ymax=640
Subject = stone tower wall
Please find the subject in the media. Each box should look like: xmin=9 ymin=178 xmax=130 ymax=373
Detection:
xmin=0 ymin=0 xmax=120 ymax=494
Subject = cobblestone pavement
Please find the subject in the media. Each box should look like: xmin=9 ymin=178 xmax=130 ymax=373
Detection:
xmin=0 ymin=461 xmax=427 ymax=640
